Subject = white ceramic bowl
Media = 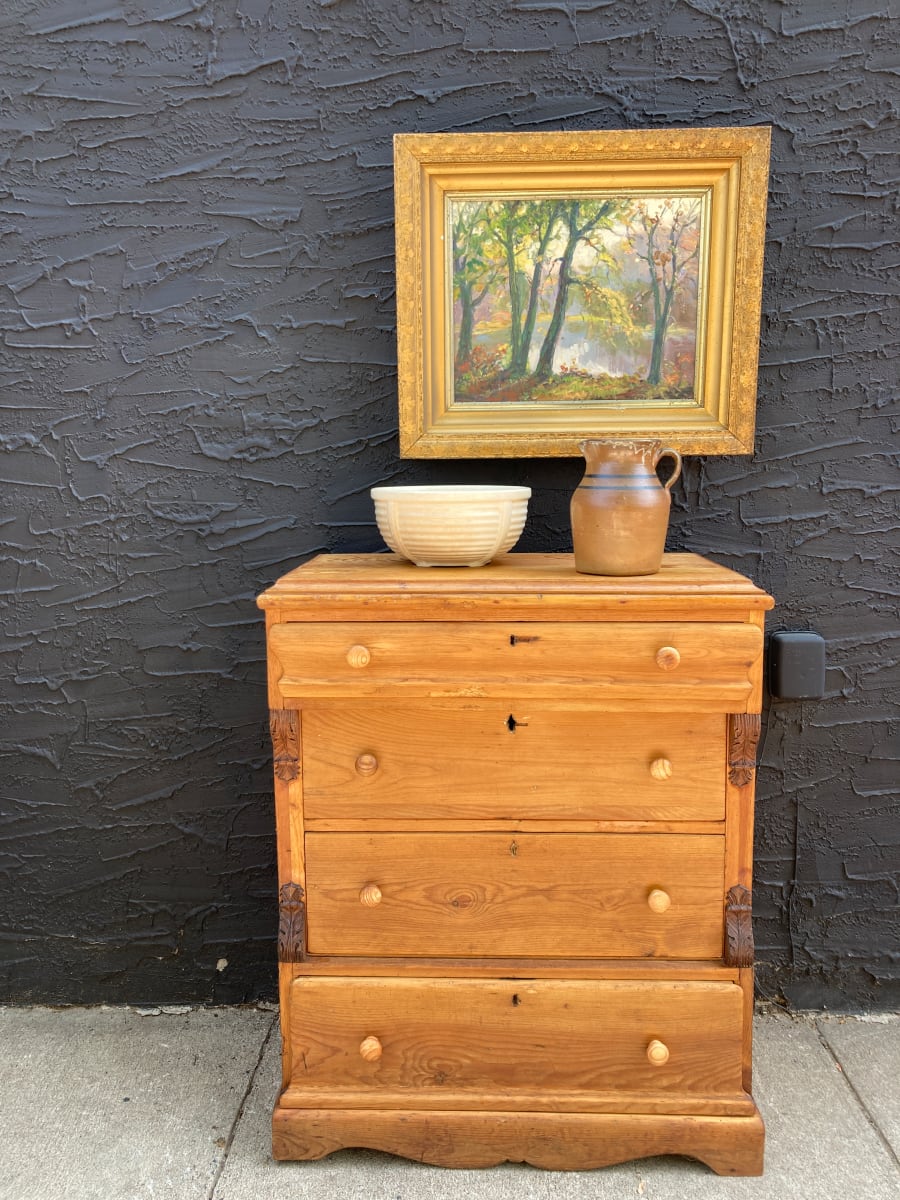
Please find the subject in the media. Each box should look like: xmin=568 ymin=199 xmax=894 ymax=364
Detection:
xmin=371 ymin=484 xmax=531 ymax=567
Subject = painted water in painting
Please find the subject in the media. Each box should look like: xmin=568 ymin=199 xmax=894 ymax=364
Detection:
xmin=450 ymin=195 xmax=703 ymax=404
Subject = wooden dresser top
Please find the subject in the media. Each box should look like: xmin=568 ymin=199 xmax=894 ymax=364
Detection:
xmin=258 ymin=553 xmax=774 ymax=620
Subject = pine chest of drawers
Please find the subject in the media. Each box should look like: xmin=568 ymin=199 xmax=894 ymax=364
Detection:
xmin=258 ymin=552 xmax=774 ymax=1174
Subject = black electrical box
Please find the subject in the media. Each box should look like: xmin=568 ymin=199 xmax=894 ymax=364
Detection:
xmin=769 ymin=631 xmax=826 ymax=700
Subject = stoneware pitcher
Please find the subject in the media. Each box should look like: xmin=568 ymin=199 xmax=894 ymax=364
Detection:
xmin=570 ymin=439 xmax=683 ymax=576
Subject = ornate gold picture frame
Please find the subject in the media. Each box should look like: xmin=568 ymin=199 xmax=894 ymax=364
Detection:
xmin=394 ymin=127 xmax=770 ymax=457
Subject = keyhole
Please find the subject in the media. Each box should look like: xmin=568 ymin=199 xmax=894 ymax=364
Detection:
xmin=507 ymin=714 xmax=517 ymax=732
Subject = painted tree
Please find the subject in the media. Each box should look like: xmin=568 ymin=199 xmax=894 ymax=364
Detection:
xmin=494 ymin=200 xmax=564 ymax=377
xmin=533 ymin=198 xmax=621 ymax=380
xmin=452 ymin=202 xmax=500 ymax=367
xmin=624 ymin=198 xmax=701 ymax=386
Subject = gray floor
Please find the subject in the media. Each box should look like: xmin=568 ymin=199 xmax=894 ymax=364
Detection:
xmin=1 ymin=1005 xmax=897 ymax=1200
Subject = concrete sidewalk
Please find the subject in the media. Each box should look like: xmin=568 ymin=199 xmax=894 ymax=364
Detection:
xmin=1 ymin=1006 xmax=897 ymax=1200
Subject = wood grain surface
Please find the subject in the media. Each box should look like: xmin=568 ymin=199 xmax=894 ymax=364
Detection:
xmin=301 ymin=707 xmax=725 ymax=821
xmin=272 ymin=1106 xmax=765 ymax=1173
xmin=283 ymin=977 xmax=746 ymax=1110
xmin=258 ymin=552 xmax=775 ymax=604
xmin=270 ymin=620 xmax=762 ymax=709
xmin=305 ymin=832 xmax=724 ymax=958
xmin=264 ymin=551 xmax=772 ymax=1173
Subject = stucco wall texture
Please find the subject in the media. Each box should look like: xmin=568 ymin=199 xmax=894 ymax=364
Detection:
xmin=1 ymin=1 xmax=896 ymax=1008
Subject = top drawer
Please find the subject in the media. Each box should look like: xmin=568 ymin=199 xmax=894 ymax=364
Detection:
xmin=269 ymin=621 xmax=762 ymax=710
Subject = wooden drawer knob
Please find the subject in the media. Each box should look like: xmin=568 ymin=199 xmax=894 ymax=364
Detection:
xmin=655 ymin=646 xmax=681 ymax=671
xmin=649 ymin=757 xmax=673 ymax=780
xmin=355 ymin=753 xmax=378 ymax=776
xmin=359 ymin=883 xmax=383 ymax=907
xmin=359 ymin=1036 xmax=382 ymax=1062
xmin=647 ymin=888 xmax=671 ymax=914
xmin=346 ymin=644 xmax=371 ymax=668
xmin=647 ymin=1039 xmax=670 ymax=1066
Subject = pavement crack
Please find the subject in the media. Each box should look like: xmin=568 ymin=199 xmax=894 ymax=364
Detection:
xmin=207 ymin=1012 xmax=278 ymax=1199
xmin=814 ymin=1020 xmax=900 ymax=1173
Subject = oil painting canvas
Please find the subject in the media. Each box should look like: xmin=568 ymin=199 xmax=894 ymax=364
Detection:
xmin=450 ymin=195 xmax=703 ymax=406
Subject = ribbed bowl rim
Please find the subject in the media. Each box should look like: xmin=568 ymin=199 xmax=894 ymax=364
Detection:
xmin=371 ymin=485 xmax=531 ymax=501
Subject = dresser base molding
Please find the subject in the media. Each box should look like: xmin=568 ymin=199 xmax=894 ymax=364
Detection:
xmin=272 ymin=1106 xmax=765 ymax=1175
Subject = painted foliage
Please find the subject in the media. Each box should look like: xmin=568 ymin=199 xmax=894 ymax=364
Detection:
xmin=451 ymin=195 xmax=702 ymax=404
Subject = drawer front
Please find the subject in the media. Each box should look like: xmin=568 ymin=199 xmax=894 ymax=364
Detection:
xmin=283 ymin=977 xmax=746 ymax=1111
xmin=305 ymin=833 xmax=725 ymax=959
xmin=303 ymin=707 xmax=724 ymax=821
xmin=270 ymin=621 xmax=762 ymax=709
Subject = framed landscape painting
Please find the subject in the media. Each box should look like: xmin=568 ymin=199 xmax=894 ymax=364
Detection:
xmin=394 ymin=127 xmax=770 ymax=457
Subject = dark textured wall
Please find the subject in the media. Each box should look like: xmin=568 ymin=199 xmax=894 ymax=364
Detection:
xmin=1 ymin=1 xmax=896 ymax=1008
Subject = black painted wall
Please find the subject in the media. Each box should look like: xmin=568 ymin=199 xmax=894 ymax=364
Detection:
xmin=1 ymin=1 xmax=896 ymax=1009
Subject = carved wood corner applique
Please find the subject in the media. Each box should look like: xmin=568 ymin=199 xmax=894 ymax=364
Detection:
xmin=724 ymin=885 xmax=754 ymax=967
xmin=728 ymin=714 xmax=761 ymax=787
xmin=278 ymin=882 xmax=306 ymax=963
xmin=270 ymin=708 xmax=300 ymax=781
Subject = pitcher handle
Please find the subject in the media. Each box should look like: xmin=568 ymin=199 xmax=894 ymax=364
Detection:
xmin=656 ymin=447 xmax=683 ymax=492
